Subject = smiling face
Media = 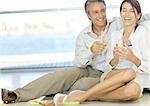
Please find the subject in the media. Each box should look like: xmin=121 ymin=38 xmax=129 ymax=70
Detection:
xmin=87 ymin=2 xmax=107 ymax=28
xmin=120 ymin=2 xmax=140 ymax=27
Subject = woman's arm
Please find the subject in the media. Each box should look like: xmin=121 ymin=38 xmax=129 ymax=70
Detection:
xmin=129 ymin=54 xmax=141 ymax=67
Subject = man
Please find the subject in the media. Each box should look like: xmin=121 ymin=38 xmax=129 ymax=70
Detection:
xmin=2 ymin=0 xmax=150 ymax=103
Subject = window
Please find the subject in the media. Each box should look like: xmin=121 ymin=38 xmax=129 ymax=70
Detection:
xmin=0 ymin=0 xmax=89 ymax=69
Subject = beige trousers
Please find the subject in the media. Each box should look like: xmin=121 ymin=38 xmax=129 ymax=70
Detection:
xmin=14 ymin=66 xmax=103 ymax=102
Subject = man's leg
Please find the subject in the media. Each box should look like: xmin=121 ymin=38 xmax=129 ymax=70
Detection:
xmin=69 ymin=77 xmax=100 ymax=91
xmin=2 ymin=67 xmax=87 ymax=102
xmin=69 ymin=66 xmax=103 ymax=91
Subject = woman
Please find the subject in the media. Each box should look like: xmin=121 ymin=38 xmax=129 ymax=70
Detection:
xmin=58 ymin=0 xmax=150 ymax=104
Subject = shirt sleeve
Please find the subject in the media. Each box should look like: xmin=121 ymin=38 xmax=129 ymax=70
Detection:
xmin=133 ymin=25 xmax=150 ymax=73
xmin=73 ymin=32 xmax=95 ymax=68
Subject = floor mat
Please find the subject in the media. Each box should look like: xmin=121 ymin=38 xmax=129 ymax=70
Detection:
xmin=0 ymin=100 xmax=54 ymax=106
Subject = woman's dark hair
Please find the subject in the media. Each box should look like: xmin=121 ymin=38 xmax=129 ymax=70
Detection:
xmin=84 ymin=0 xmax=106 ymax=13
xmin=120 ymin=0 xmax=142 ymax=20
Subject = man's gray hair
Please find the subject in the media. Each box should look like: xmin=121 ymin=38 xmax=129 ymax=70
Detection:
xmin=84 ymin=0 xmax=106 ymax=13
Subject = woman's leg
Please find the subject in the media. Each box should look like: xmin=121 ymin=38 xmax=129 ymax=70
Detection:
xmin=65 ymin=68 xmax=137 ymax=102
xmin=87 ymin=81 xmax=141 ymax=101
xmin=95 ymin=68 xmax=131 ymax=94
xmin=85 ymin=68 xmax=136 ymax=98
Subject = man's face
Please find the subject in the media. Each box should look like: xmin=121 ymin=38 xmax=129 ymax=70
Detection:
xmin=87 ymin=2 xmax=107 ymax=27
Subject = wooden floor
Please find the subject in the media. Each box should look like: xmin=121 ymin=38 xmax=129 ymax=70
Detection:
xmin=0 ymin=69 xmax=150 ymax=106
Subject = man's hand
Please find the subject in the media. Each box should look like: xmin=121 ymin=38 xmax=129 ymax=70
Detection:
xmin=91 ymin=41 xmax=107 ymax=54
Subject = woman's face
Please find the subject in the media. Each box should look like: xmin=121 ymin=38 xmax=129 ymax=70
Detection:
xmin=120 ymin=2 xmax=140 ymax=27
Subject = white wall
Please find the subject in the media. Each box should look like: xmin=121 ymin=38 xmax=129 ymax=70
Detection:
xmin=139 ymin=0 xmax=150 ymax=14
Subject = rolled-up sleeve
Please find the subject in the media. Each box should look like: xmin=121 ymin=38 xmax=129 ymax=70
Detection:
xmin=134 ymin=24 xmax=150 ymax=73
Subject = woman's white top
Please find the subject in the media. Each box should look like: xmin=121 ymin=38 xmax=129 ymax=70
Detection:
xmin=107 ymin=22 xmax=150 ymax=74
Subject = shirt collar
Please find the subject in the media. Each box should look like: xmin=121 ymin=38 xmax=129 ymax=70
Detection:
xmin=84 ymin=20 xmax=110 ymax=36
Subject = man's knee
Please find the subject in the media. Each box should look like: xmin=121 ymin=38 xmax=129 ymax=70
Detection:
xmin=70 ymin=77 xmax=100 ymax=91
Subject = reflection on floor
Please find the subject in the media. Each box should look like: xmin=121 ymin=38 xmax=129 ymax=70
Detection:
xmin=0 ymin=69 xmax=150 ymax=106
xmin=0 ymin=69 xmax=51 ymax=104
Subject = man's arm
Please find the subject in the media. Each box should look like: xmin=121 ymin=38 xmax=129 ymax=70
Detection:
xmin=139 ymin=13 xmax=150 ymax=23
xmin=109 ymin=13 xmax=150 ymax=30
xmin=74 ymin=33 xmax=94 ymax=67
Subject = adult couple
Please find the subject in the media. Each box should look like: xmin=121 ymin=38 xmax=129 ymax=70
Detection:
xmin=2 ymin=0 xmax=150 ymax=104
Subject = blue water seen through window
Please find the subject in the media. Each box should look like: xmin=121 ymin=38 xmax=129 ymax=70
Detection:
xmin=0 ymin=33 xmax=77 ymax=55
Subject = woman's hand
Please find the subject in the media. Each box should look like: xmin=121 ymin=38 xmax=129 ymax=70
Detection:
xmin=113 ymin=46 xmax=134 ymax=61
xmin=114 ymin=45 xmax=141 ymax=67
